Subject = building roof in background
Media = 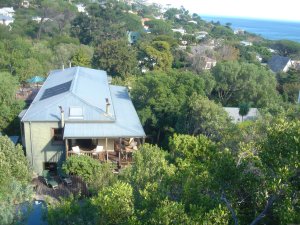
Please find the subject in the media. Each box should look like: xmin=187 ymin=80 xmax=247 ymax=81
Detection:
xmin=268 ymin=55 xmax=291 ymax=73
xmin=224 ymin=107 xmax=259 ymax=123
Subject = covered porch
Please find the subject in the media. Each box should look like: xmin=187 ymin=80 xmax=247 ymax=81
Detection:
xmin=65 ymin=137 xmax=144 ymax=166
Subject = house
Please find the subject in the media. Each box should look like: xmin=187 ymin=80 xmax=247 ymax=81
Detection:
xmin=240 ymin=41 xmax=252 ymax=46
xmin=172 ymin=28 xmax=186 ymax=35
xmin=195 ymin=31 xmax=208 ymax=40
xmin=0 ymin=14 xmax=14 ymax=26
xmin=127 ymin=31 xmax=140 ymax=44
xmin=224 ymin=107 xmax=259 ymax=123
xmin=202 ymin=56 xmax=217 ymax=70
xmin=75 ymin=3 xmax=88 ymax=15
xmin=234 ymin=29 xmax=244 ymax=35
xmin=0 ymin=7 xmax=15 ymax=18
xmin=21 ymin=0 xmax=30 ymax=8
xmin=19 ymin=67 xmax=146 ymax=174
xmin=268 ymin=55 xmax=292 ymax=73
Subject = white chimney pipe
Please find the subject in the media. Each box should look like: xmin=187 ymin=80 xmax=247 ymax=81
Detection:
xmin=59 ymin=106 xmax=65 ymax=127
xmin=69 ymin=61 xmax=72 ymax=68
xmin=105 ymin=98 xmax=110 ymax=115
xmin=62 ymin=64 xmax=64 ymax=70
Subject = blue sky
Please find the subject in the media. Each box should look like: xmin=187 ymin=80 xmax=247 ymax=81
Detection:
xmin=148 ymin=0 xmax=300 ymax=22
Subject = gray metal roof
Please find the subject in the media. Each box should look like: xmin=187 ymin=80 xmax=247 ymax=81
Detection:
xmin=63 ymin=85 xmax=146 ymax=138
xmin=21 ymin=67 xmax=145 ymax=138
xmin=0 ymin=14 xmax=13 ymax=21
xmin=268 ymin=55 xmax=291 ymax=73
xmin=224 ymin=107 xmax=259 ymax=123
xmin=21 ymin=67 xmax=115 ymax=122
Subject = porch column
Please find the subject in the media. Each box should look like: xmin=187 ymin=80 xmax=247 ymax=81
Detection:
xmin=118 ymin=138 xmax=121 ymax=163
xmin=65 ymin=138 xmax=69 ymax=159
xmin=106 ymin=138 xmax=108 ymax=161
xmin=142 ymin=137 xmax=145 ymax=144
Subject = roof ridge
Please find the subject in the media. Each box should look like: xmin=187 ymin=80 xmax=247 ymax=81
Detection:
xmin=70 ymin=66 xmax=80 ymax=93
xmin=69 ymin=92 xmax=115 ymax=121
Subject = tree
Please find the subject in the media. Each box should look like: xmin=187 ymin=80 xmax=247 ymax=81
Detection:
xmin=71 ymin=46 xmax=93 ymax=67
xmin=239 ymin=102 xmax=250 ymax=122
xmin=92 ymin=39 xmax=138 ymax=77
xmin=62 ymin=156 xmax=116 ymax=192
xmin=177 ymin=94 xmax=232 ymax=140
xmin=92 ymin=181 xmax=134 ymax=224
xmin=140 ymin=41 xmax=173 ymax=71
xmin=0 ymin=136 xmax=33 ymax=224
xmin=144 ymin=19 xmax=173 ymax=35
xmin=211 ymin=61 xmax=280 ymax=107
xmin=0 ymin=72 xmax=25 ymax=134
xmin=130 ymin=69 xmax=205 ymax=144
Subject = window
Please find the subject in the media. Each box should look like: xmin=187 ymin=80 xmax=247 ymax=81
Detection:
xmin=52 ymin=128 xmax=63 ymax=144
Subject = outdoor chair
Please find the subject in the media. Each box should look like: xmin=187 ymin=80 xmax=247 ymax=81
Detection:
xmin=71 ymin=146 xmax=81 ymax=155
xmin=42 ymin=170 xmax=58 ymax=189
xmin=57 ymin=167 xmax=72 ymax=186
xmin=92 ymin=145 xmax=104 ymax=160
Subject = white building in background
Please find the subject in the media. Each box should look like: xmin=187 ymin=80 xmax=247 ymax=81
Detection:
xmin=224 ymin=107 xmax=259 ymax=123
xmin=0 ymin=7 xmax=15 ymax=18
xmin=0 ymin=14 xmax=14 ymax=26
xmin=172 ymin=28 xmax=186 ymax=35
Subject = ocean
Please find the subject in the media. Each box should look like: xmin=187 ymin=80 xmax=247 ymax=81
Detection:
xmin=201 ymin=16 xmax=300 ymax=43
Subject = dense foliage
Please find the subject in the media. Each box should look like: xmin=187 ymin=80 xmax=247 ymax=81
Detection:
xmin=0 ymin=136 xmax=33 ymax=224
xmin=1 ymin=0 xmax=300 ymax=224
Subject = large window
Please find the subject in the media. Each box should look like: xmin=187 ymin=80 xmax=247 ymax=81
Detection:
xmin=52 ymin=128 xmax=63 ymax=144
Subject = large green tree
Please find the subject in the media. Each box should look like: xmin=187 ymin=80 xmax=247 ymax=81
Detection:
xmin=211 ymin=61 xmax=280 ymax=107
xmin=92 ymin=39 xmax=138 ymax=77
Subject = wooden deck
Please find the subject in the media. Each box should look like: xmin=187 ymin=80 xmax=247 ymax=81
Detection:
xmin=67 ymin=149 xmax=135 ymax=167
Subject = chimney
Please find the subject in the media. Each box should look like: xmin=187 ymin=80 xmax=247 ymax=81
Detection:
xmin=59 ymin=106 xmax=65 ymax=127
xmin=69 ymin=60 xmax=72 ymax=68
xmin=105 ymin=98 xmax=110 ymax=115
xmin=62 ymin=64 xmax=64 ymax=70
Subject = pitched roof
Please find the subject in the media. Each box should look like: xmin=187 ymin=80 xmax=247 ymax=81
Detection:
xmin=268 ymin=55 xmax=291 ymax=73
xmin=63 ymin=86 xmax=146 ymax=138
xmin=20 ymin=67 xmax=145 ymax=137
xmin=22 ymin=67 xmax=115 ymax=122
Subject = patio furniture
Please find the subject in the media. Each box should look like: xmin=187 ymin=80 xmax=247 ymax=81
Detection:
xmin=71 ymin=146 xmax=81 ymax=155
xmin=57 ymin=167 xmax=72 ymax=186
xmin=42 ymin=170 xmax=58 ymax=189
xmin=92 ymin=145 xmax=104 ymax=160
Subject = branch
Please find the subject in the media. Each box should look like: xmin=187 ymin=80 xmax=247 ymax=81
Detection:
xmin=221 ymin=192 xmax=238 ymax=225
xmin=249 ymin=195 xmax=277 ymax=225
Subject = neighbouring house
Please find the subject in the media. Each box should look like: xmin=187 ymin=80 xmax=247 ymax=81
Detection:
xmin=127 ymin=31 xmax=140 ymax=44
xmin=188 ymin=20 xmax=197 ymax=24
xmin=21 ymin=0 xmax=30 ymax=8
xmin=0 ymin=14 xmax=14 ymax=26
xmin=268 ymin=55 xmax=292 ymax=73
xmin=75 ymin=3 xmax=88 ymax=15
xmin=234 ymin=29 xmax=244 ymax=35
xmin=19 ymin=67 xmax=146 ymax=175
xmin=224 ymin=107 xmax=259 ymax=123
xmin=172 ymin=28 xmax=186 ymax=35
xmin=240 ymin=41 xmax=252 ymax=46
xmin=0 ymin=7 xmax=15 ymax=18
xmin=291 ymin=60 xmax=300 ymax=70
xmin=202 ymin=56 xmax=217 ymax=70
xmin=32 ymin=16 xmax=51 ymax=23
xmin=195 ymin=31 xmax=208 ymax=40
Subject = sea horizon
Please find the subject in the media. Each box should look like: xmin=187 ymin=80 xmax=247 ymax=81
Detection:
xmin=201 ymin=15 xmax=300 ymax=43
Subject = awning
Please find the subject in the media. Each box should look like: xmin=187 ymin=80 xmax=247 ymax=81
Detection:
xmin=63 ymin=122 xmax=146 ymax=139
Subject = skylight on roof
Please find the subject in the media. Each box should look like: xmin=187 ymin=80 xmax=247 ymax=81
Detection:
xmin=40 ymin=81 xmax=72 ymax=100
xmin=69 ymin=106 xmax=84 ymax=119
